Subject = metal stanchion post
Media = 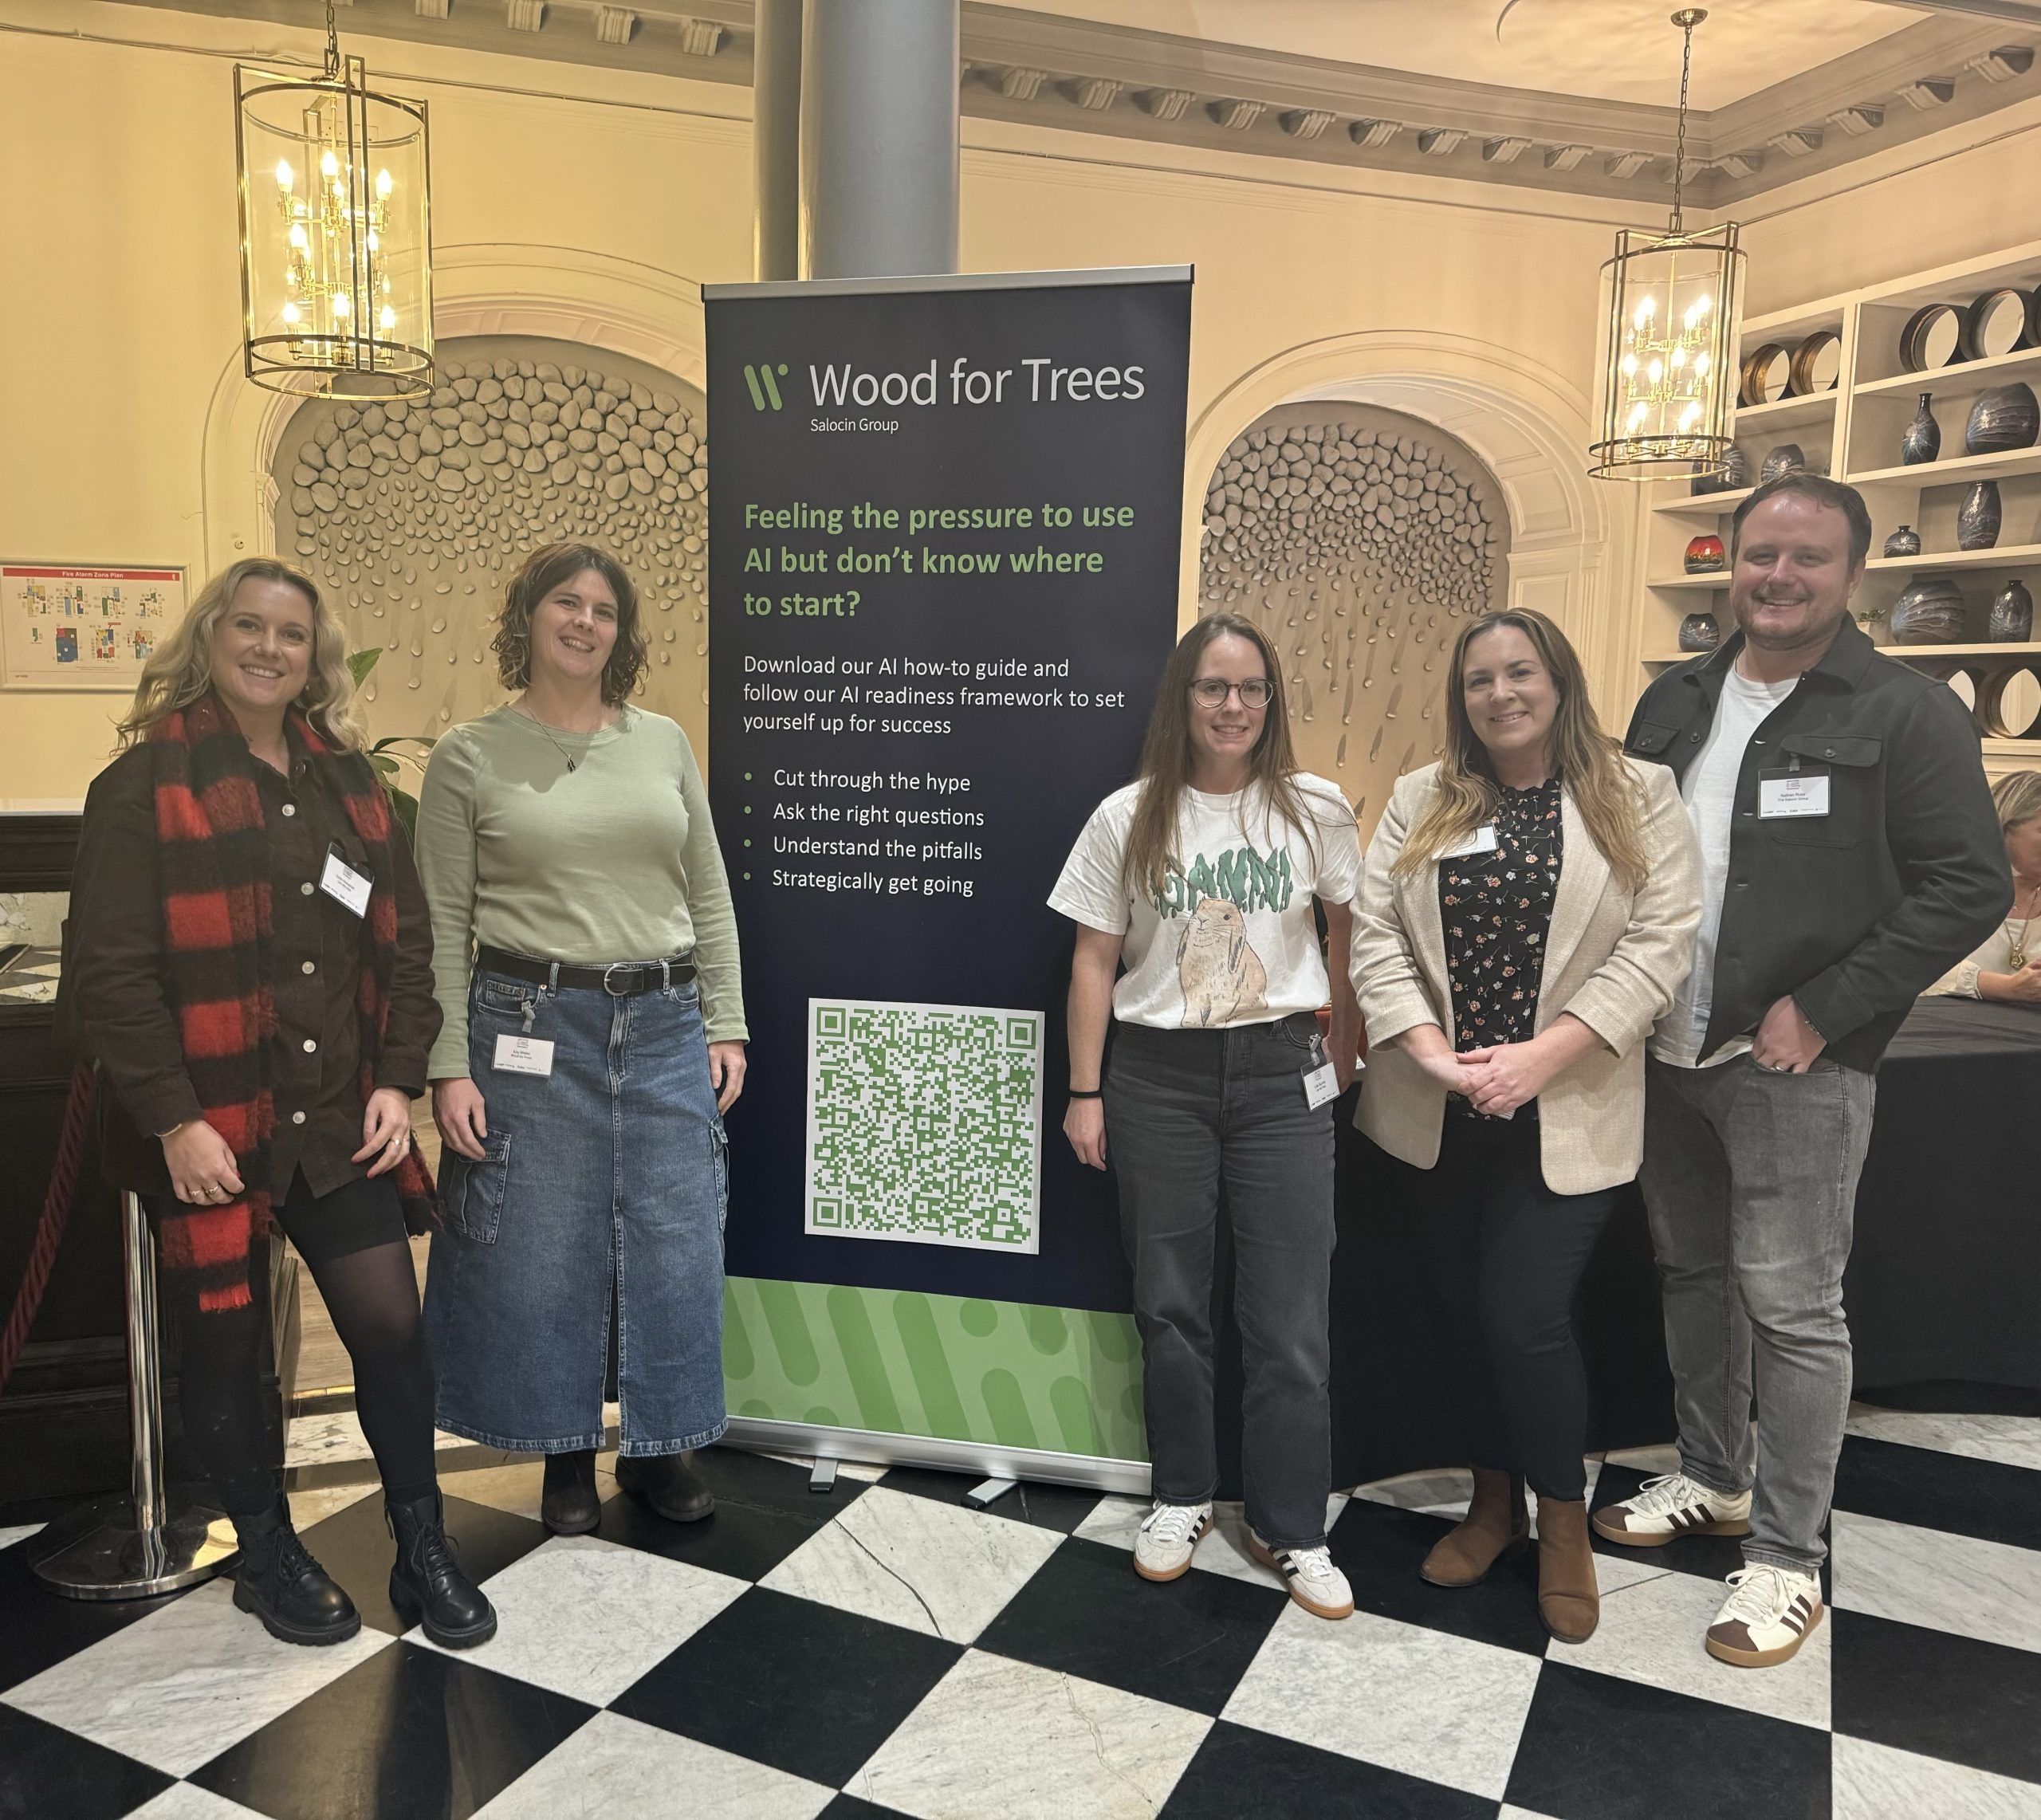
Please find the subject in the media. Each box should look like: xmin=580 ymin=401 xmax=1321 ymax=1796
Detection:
xmin=30 ymin=1192 xmax=238 ymax=1598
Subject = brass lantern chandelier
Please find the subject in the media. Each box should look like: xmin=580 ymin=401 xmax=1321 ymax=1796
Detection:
xmin=234 ymin=2 xmax=435 ymax=399
xmin=1588 ymin=10 xmax=1744 ymax=481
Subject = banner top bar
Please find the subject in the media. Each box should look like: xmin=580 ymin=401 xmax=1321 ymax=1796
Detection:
xmin=702 ymin=265 xmax=1194 ymax=303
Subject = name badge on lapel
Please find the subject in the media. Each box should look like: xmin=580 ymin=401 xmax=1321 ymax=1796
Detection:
xmin=1758 ymin=770 xmax=1831 ymax=819
xmin=1439 ymin=825 xmax=1500 ymax=859
xmin=317 ymin=844 xmax=373 ymax=917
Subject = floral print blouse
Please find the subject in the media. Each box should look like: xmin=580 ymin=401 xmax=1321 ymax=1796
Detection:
xmin=1437 ymin=777 xmax=1564 ymax=1059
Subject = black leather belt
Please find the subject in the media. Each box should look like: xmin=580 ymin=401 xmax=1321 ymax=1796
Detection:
xmin=476 ymin=945 xmax=696 ymax=996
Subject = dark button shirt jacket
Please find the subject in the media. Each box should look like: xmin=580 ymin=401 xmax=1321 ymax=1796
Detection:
xmin=1623 ymin=615 xmax=2012 ymax=1073
xmin=1438 ymin=776 xmax=1564 ymax=1054
xmin=70 ymin=726 xmax=440 ymax=1200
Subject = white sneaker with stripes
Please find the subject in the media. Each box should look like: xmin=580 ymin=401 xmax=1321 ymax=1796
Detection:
xmin=1705 ymin=1563 xmax=1824 ymax=1668
xmin=1248 ymin=1530 xmax=1355 ymax=1620
xmin=1592 ymin=1472 xmax=1753 ymax=1547
xmin=1132 ymin=1500 xmax=1212 ymax=1582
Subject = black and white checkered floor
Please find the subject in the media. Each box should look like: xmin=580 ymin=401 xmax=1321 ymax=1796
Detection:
xmin=4 ymin=1408 xmax=2039 ymax=1819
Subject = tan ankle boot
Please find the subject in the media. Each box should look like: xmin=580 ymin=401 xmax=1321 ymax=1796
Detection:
xmin=1421 ymin=1468 xmax=1528 ymax=1587
xmin=1536 ymin=1496 xmax=1599 ymax=1642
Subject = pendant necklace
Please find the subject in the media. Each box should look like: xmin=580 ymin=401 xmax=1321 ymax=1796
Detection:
xmin=516 ymin=704 xmax=612 ymax=773
xmin=2009 ymin=882 xmax=2039 ymax=971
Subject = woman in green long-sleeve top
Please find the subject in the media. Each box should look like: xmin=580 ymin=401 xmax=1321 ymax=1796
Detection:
xmin=413 ymin=541 xmax=748 ymax=1535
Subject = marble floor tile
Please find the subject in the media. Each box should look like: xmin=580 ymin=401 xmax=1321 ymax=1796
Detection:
xmin=760 ymin=1484 xmax=1062 ymax=1642
xmin=471 ymin=1709 xmax=835 ymax=1820
xmin=0 ymin=1523 xmax=47 ymax=1551
xmin=1846 ymin=1405 xmax=2041 ymax=1475
xmin=284 ymin=1484 xmax=375 ymax=1530
xmin=1831 ymin=1508 xmax=2041 ymax=1655
xmin=408 ymin=1533 xmax=746 ymax=1704
xmin=1222 ymin=1604 xmax=1543 ymax=1800
xmin=2 ymin=1578 xmax=392 ymax=1776
xmin=1564 ymin=1559 xmax=1831 ymax=1730
xmin=282 ymin=1406 xmax=475 ymax=1471
xmin=846 ymin=1648 xmax=1211 ymax=1819
xmin=1166 ymin=1719 xmax=1494 ymax=1820
xmin=0 ymin=1699 xmax=175 ymax=1820
xmin=1068 ymin=1496 xmax=1345 ymax=1589
xmin=1831 ymin=1607 xmax=2041 ymax=1787
xmin=1832 ymin=1735 xmax=2041 ymax=1820
xmin=130 ymin=1784 xmax=271 ymax=1818
xmin=448 ymin=1460 xmax=548 ymax=1523
xmin=1602 ymin=1443 xmax=1682 ymax=1478
xmin=1350 ymin=1468 xmax=1473 ymax=1519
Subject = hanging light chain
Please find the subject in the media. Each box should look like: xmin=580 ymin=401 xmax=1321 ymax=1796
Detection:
xmin=1669 ymin=7 xmax=1705 ymax=234
xmin=323 ymin=0 xmax=341 ymax=81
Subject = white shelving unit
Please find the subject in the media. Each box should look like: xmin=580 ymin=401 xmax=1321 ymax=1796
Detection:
xmin=1637 ymin=237 xmax=2041 ymax=765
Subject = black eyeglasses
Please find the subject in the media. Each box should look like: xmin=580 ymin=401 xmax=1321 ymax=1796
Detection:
xmin=1190 ymin=678 xmax=1274 ymax=709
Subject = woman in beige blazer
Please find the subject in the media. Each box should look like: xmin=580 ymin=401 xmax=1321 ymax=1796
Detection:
xmin=1351 ymin=608 xmax=1699 ymax=1645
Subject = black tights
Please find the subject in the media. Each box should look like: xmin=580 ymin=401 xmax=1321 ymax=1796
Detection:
xmin=1410 ymin=1109 xmax=1620 ymax=1501
xmin=167 ymin=1234 xmax=438 ymax=1519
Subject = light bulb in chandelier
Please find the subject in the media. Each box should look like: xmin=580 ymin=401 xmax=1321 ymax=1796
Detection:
xmin=275 ymin=159 xmax=293 ymax=193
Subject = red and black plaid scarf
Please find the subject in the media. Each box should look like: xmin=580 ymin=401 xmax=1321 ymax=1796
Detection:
xmin=151 ymin=692 xmax=435 ymax=1311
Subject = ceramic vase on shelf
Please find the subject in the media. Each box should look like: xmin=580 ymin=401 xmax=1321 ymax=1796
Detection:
xmin=1679 ymin=613 xmax=1721 ymax=653
xmin=1882 ymin=525 xmax=1922 ymax=558
xmin=1889 ymin=575 xmax=1969 ymax=644
xmin=1689 ymin=446 xmax=1751 ymax=497
xmin=1901 ymin=393 xmax=1941 ymax=466
xmin=1991 ymin=578 xmax=2035 ymax=643
xmin=1685 ymin=533 xmax=1727 ymax=573
xmin=1760 ymin=443 xmax=1806 ymax=484
xmin=1958 ymin=479 xmax=2003 ymax=552
xmin=1964 ymin=382 xmax=2041 ymax=456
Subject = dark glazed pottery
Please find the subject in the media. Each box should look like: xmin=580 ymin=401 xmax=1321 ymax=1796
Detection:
xmin=1679 ymin=613 xmax=1721 ymax=653
xmin=1958 ymin=479 xmax=2003 ymax=552
xmin=1689 ymin=444 xmax=1752 ymax=496
xmin=1901 ymin=393 xmax=1941 ymax=466
xmin=1991 ymin=578 xmax=2035 ymax=643
xmin=1882 ymin=525 xmax=1922 ymax=558
xmin=1964 ymin=383 xmax=2041 ymax=455
xmin=1685 ymin=533 xmax=1727 ymax=573
xmin=1760 ymin=443 xmax=1806 ymax=484
xmin=1890 ymin=575 xmax=1969 ymax=644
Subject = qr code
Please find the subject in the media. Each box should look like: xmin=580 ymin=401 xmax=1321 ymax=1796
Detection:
xmin=805 ymin=997 xmax=1044 ymax=1253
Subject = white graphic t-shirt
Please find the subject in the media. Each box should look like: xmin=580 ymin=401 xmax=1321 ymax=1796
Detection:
xmin=1049 ymin=774 xmax=1363 ymax=1030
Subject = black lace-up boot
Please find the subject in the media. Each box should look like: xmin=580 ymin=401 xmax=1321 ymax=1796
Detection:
xmin=386 ymin=1488 xmax=497 ymax=1648
xmin=231 ymin=1500 xmax=360 ymax=1645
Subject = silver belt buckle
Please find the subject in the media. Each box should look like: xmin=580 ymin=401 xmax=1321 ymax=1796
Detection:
xmin=601 ymin=962 xmax=634 ymax=996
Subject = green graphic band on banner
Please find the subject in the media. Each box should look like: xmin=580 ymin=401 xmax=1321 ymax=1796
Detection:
xmin=723 ymin=1276 xmax=1148 ymax=1461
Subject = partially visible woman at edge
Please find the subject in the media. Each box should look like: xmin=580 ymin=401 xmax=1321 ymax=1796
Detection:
xmin=69 ymin=558 xmax=495 ymax=1649
xmin=1351 ymin=608 xmax=1699 ymax=1644
xmin=1051 ymin=612 xmax=1363 ymax=1621
xmin=1926 ymin=771 xmax=2041 ymax=1002
xmin=416 ymin=542 xmax=746 ymax=1535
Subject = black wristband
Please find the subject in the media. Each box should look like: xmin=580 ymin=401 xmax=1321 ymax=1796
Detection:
xmin=1067 ymin=1087 xmax=1103 ymax=1099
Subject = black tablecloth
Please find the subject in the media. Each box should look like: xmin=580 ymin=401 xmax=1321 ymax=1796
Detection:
xmin=1209 ymin=996 xmax=2041 ymax=1495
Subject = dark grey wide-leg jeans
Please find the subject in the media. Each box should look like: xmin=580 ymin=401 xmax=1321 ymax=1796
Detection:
xmin=1639 ymin=1053 xmax=1876 ymax=1573
xmin=1103 ymin=1015 xmax=1335 ymax=1549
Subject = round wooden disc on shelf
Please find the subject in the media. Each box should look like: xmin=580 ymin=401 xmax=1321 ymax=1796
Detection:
xmin=1898 ymin=302 xmax=1964 ymax=372
xmin=1979 ymin=665 xmax=2041 ymax=739
xmin=1787 ymin=330 xmax=1842 ymax=395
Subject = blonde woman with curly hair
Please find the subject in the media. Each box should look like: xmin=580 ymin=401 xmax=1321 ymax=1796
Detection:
xmin=69 ymin=557 xmax=495 ymax=1650
xmin=1928 ymin=771 xmax=2041 ymax=1002
xmin=1351 ymin=608 xmax=1699 ymax=1645
xmin=415 ymin=542 xmax=747 ymax=1535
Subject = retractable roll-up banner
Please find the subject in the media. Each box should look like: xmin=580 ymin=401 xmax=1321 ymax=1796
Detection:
xmin=704 ymin=268 xmax=1192 ymax=1490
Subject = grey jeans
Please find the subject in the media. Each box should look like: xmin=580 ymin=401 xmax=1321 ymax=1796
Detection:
xmin=1103 ymin=1015 xmax=1335 ymax=1549
xmin=1639 ymin=1054 xmax=1876 ymax=1572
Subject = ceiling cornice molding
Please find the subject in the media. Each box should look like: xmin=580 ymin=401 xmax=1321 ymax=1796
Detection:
xmin=105 ymin=0 xmax=2041 ymax=208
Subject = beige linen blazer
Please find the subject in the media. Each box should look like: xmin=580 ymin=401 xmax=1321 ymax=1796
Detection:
xmin=1351 ymin=757 xmax=1701 ymax=1195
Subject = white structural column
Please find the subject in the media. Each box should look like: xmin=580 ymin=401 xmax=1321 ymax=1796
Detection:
xmin=799 ymin=0 xmax=960 ymax=279
xmin=754 ymin=0 xmax=802 ymax=280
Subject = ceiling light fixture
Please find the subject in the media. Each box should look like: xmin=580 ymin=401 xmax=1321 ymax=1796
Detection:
xmin=1588 ymin=10 xmax=1744 ymax=481
xmin=234 ymin=1 xmax=435 ymax=399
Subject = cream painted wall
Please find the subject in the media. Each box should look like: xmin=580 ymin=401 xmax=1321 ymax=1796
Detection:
xmin=6 ymin=0 xmax=2038 ymax=802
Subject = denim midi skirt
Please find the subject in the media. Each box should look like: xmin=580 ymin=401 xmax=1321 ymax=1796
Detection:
xmin=425 ymin=965 xmax=729 ymax=1456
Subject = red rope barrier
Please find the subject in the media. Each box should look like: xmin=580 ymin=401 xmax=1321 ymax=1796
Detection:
xmin=0 ymin=1063 xmax=96 ymax=1395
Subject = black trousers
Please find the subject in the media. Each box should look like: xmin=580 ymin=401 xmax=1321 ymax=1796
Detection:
xmin=1408 ymin=1108 xmax=1620 ymax=1501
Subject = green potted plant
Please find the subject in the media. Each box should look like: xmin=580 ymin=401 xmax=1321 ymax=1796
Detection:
xmin=347 ymin=647 xmax=436 ymax=843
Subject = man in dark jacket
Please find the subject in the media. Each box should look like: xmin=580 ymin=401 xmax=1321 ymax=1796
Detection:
xmin=1595 ymin=473 xmax=2011 ymax=1670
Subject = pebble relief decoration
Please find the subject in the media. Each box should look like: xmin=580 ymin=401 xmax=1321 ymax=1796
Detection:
xmin=1198 ymin=404 xmax=1508 ymax=833
xmin=271 ymin=336 xmax=708 ymax=753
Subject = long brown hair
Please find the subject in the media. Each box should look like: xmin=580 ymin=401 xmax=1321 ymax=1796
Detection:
xmin=116 ymin=557 xmax=360 ymax=750
xmin=1394 ymin=608 xmax=1650 ymax=889
xmin=1120 ymin=613 xmax=1347 ymax=902
xmin=492 ymin=542 xmax=647 ymax=706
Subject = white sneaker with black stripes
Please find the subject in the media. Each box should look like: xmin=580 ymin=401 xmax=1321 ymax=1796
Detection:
xmin=1248 ymin=1530 xmax=1354 ymax=1620
xmin=1705 ymin=1563 xmax=1824 ymax=1668
xmin=1132 ymin=1500 xmax=1212 ymax=1582
xmin=1592 ymin=1472 xmax=1752 ymax=1547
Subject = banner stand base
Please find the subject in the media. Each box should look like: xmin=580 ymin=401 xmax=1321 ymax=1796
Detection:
xmin=722 ymin=1416 xmax=1151 ymax=1499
